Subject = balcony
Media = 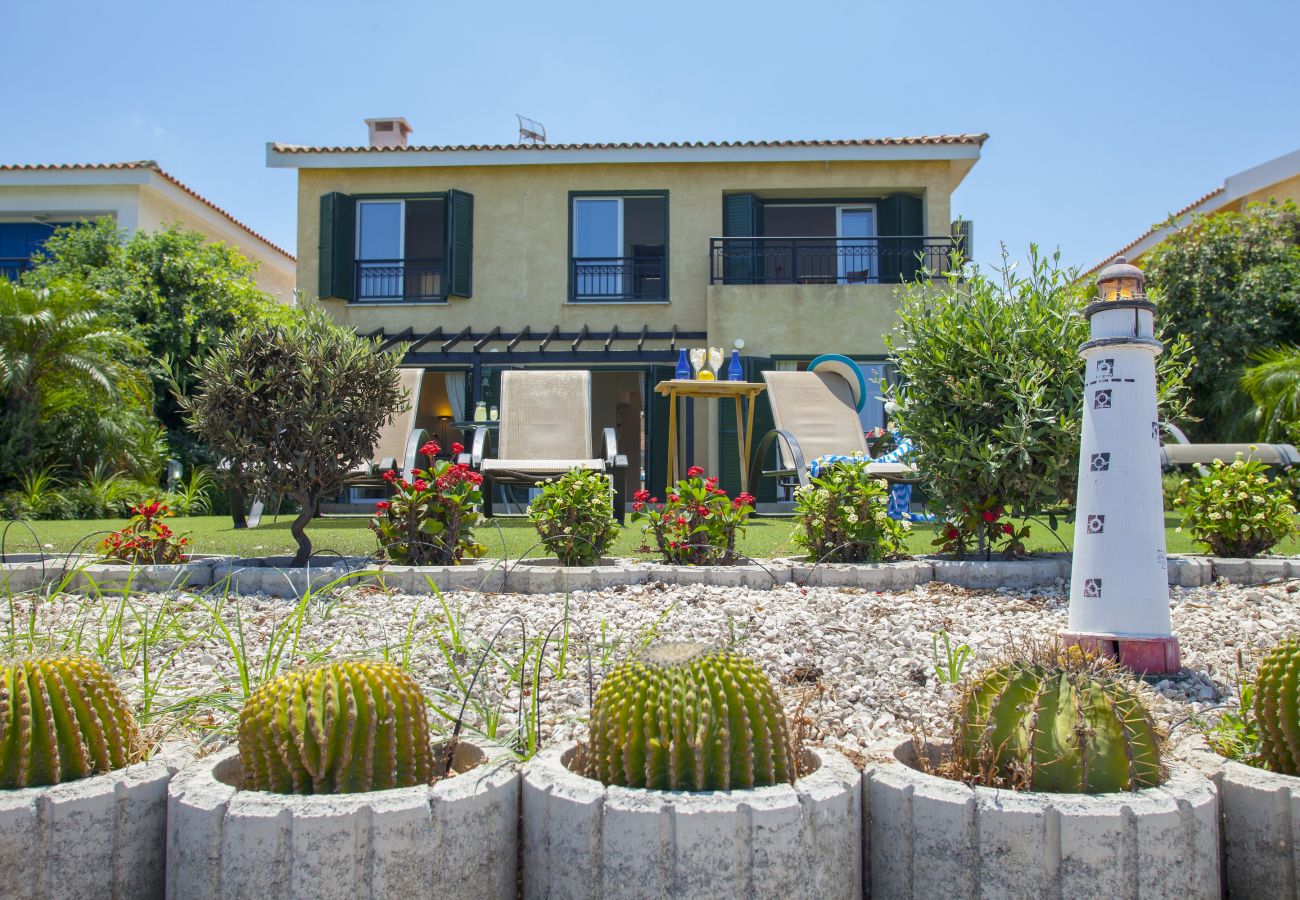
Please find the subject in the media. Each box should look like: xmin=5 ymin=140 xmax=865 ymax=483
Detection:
xmin=355 ymin=258 xmax=444 ymax=303
xmin=708 ymin=236 xmax=959 ymax=285
xmin=571 ymin=256 xmax=666 ymax=302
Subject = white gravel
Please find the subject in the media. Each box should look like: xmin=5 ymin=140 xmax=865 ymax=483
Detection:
xmin=8 ymin=576 xmax=1299 ymax=763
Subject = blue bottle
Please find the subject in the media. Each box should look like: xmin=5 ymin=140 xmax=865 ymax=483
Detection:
xmin=675 ymin=348 xmax=691 ymax=381
xmin=728 ymin=349 xmax=743 ymax=381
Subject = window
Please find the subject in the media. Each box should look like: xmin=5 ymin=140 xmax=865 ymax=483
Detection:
xmin=355 ymin=199 xmax=446 ymax=301
xmin=761 ymin=203 xmax=877 ymax=284
xmin=570 ymin=193 xmax=667 ymax=301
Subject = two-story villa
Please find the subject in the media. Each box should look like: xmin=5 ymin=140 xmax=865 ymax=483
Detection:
xmin=268 ymin=120 xmax=985 ymax=502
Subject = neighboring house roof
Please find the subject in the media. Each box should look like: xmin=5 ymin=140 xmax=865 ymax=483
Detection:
xmin=1086 ymin=147 xmax=1300 ymax=276
xmin=0 ymin=161 xmax=294 ymax=260
xmin=267 ymin=134 xmax=989 ymax=168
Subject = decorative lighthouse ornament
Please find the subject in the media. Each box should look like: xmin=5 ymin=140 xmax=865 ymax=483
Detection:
xmin=1061 ymin=257 xmax=1180 ymax=673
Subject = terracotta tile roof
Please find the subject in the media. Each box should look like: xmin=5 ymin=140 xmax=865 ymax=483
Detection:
xmin=0 ymin=161 xmax=294 ymax=260
xmin=269 ymin=134 xmax=989 ymax=154
xmin=1084 ymin=186 xmax=1226 ymax=276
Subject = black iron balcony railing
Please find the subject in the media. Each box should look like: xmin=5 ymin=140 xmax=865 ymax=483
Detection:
xmin=355 ymin=258 xmax=444 ymax=302
xmin=572 ymin=256 xmax=666 ymax=302
xmin=0 ymin=257 xmax=33 ymax=282
xmin=708 ymin=236 xmax=960 ymax=285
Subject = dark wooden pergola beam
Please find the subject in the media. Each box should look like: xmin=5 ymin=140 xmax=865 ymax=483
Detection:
xmin=636 ymin=324 xmax=648 ymax=352
xmin=379 ymin=327 xmax=414 ymax=351
xmin=506 ymin=325 xmax=531 ymax=351
xmin=538 ymin=325 xmax=560 ymax=352
xmin=362 ymin=327 xmax=385 ymax=341
xmin=571 ymin=324 xmax=590 ymax=352
xmin=603 ymin=324 xmax=619 ymax=352
xmin=473 ymin=326 xmax=502 ymax=352
xmin=441 ymin=326 xmax=472 ymax=353
xmin=407 ymin=326 xmax=444 ymax=353
xmin=670 ymin=324 xmax=678 ymax=352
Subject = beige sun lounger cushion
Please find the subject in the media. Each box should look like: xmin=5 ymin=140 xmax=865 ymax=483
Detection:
xmin=763 ymin=370 xmax=870 ymax=466
xmin=496 ymin=370 xmax=594 ymax=464
xmin=481 ymin=458 xmax=605 ymax=473
xmin=352 ymin=367 xmax=425 ymax=474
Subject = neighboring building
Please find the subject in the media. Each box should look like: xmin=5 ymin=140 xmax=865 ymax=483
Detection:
xmin=268 ymin=120 xmax=985 ymax=499
xmin=1088 ymin=147 xmax=1300 ymax=275
xmin=0 ymin=161 xmax=296 ymax=298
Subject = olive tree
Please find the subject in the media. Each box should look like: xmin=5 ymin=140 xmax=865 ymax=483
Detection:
xmin=180 ymin=303 xmax=407 ymax=565
xmin=886 ymin=246 xmax=1191 ymax=558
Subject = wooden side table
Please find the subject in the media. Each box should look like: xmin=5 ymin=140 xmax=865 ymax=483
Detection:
xmin=653 ymin=380 xmax=766 ymax=487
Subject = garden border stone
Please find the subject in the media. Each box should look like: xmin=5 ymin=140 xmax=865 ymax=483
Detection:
xmin=166 ymin=739 xmax=519 ymax=900
xmin=521 ymin=744 xmax=861 ymax=899
xmin=781 ymin=557 xmax=932 ymax=591
xmin=926 ymin=553 xmax=1071 ymax=590
xmin=0 ymin=742 xmax=192 ymax=900
xmin=863 ymin=738 xmax=1220 ymax=899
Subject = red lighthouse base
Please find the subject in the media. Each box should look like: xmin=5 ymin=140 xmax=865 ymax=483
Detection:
xmin=1059 ymin=631 xmax=1181 ymax=675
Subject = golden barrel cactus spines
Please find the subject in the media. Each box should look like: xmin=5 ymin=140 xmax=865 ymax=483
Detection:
xmin=238 ymin=660 xmax=434 ymax=794
xmin=1254 ymin=637 xmax=1300 ymax=774
xmin=0 ymin=655 xmax=144 ymax=789
xmin=584 ymin=641 xmax=796 ymax=792
xmin=954 ymin=647 xmax=1165 ymax=794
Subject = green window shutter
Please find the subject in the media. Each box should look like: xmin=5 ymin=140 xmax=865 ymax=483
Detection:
xmin=877 ymin=194 xmax=924 ymax=284
xmin=445 ymin=189 xmax=474 ymax=298
xmin=745 ymin=357 xmax=778 ymax=503
xmin=722 ymin=193 xmax=761 ymax=284
xmin=318 ymin=192 xmax=355 ymax=301
xmin=718 ymin=398 xmax=741 ymax=495
xmin=644 ymin=365 xmax=675 ymax=499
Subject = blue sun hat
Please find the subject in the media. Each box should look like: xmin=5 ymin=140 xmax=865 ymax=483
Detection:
xmin=808 ymin=354 xmax=866 ymax=412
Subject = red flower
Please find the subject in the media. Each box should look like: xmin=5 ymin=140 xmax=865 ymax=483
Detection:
xmin=420 ymin=440 xmax=440 ymax=458
xmin=668 ymin=494 xmax=680 ymax=503
xmin=632 ymin=501 xmax=645 ymax=512
xmin=697 ymin=505 xmax=709 ymax=516
xmin=399 ymin=479 xmax=410 ymax=489
xmin=676 ymin=516 xmax=688 ymax=526
xmin=413 ymin=479 xmax=428 ymax=491
xmin=1001 ymin=522 xmax=1014 ymax=535
xmin=944 ymin=525 xmax=959 ymax=540
xmin=706 ymin=476 xmax=719 ymax=485
xmin=686 ymin=466 xmax=705 ymax=477
xmin=633 ymin=489 xmax=650 ymax=502
xmin=382 ymin=469 xmax=397 ymax=482
xmin=451 ymin=442 xmax=464 ymax=455
xmin=736 ymin=492 xmax=755 ymax=506
xmin=981 ymin=511 xmax=996 ymax=523
xmin=375 ymin=501 xmax=391 ymax=512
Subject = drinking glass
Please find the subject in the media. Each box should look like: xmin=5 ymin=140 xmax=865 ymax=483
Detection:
xmin=707 ymin=347 xmax=724 ymax=380
xmin=689 ymin=347 xmax=706 ymax=379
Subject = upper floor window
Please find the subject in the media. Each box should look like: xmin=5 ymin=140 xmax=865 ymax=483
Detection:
xmin=319 ymin=190 xmax=473 ymax=303
xmin=356 ymin=198 xmax=445 ymax=302
xmin=570 ymin=193 xmax=667 ymax=302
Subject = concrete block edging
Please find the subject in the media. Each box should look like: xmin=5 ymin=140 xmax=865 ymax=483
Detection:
xmin=521 ymin=744 xmax=862 ymax=899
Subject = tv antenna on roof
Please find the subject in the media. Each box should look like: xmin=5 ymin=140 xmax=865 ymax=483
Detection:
xmin=516 ymin=114 xmax=547 ymax=144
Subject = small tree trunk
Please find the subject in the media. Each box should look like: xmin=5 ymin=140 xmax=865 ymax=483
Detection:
xmin=289 ymin=492 xmax=314 ymax=567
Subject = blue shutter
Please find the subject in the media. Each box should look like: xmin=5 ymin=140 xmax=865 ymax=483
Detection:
xmin=445 ymin=190 xmax=473 ymax=298
xmin=877 ymin=194 xmax=924 ymax=283
xmin=318 ymin=193 xmax=355 ymax=300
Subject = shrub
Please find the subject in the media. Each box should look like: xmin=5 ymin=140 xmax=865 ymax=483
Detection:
xmin=954 ymin=645 xmax=1165 ymax=793
xmin=886 ymin=246 xmax=1191 ymax=559
xmin=181 ymin=303 xmax=407 ymax=566
xmin=1176 ymin=453 xmax=1297 ymax=557
xmin=527 ymin=469 xmax=619 ymax=566
xmin=791 ymin=460 xmax=910 ymax=562
xmin=371 ymin=440 xmax=487 ymax=565
xmin=630 ymin=467 xmax=754 ymax=565
xmin=581 ymin=641 xmax=796 ymax=790
xmin=97 ymin=500 xmax=190 ymax=564
xmin=932 ymin=497 xmax=1031 ymax=560
xmin=0 ymin=655 xmax=143 ymax=788
xmin=238 ymin=660 xmax=434 ymax=793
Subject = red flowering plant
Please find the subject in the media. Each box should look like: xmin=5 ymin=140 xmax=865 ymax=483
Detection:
xmin=370 ymin=440 xmax=488 ymax=565
xmin=97 ymin=500 xmax=191 ymax=565
xmin=932 ymin=496 xmax=1030 ymax=560
xmin=630 ymin=466 xmax=756 ymax=565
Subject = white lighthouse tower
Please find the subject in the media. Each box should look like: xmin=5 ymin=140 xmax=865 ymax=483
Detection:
xmin=1062 ymin=257 xmax=1180 ymax=673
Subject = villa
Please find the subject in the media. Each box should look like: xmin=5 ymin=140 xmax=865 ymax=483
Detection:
xmin=0 ymin=160 xmax=296 ymax=298
xmin=268 ymin=120 xmax=985 ymax=501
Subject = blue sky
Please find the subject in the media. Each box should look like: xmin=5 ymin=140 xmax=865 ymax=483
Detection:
xmin=6 ymin=0 xmax=1297 ymax=272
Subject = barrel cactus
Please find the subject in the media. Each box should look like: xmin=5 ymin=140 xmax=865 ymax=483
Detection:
xmin=583 ymin=641 xmax=797 ymax=791
xmin=953 ymin=647 xmax=1165 ymax=793
xmin=238 ymin=660 xmax=434 ymax=794
xmin=0 ymin=655 xmax=143 ymax=789
xmin=1254 ymin=637 xmax=1300 ymax=774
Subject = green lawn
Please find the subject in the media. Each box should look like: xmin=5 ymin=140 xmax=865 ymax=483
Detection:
xmin=11 ymin=512 xmax=1294 ymax=561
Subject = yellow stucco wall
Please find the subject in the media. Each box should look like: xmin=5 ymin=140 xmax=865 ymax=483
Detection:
xmin=1233 ymin=173 xmax=1300 ymax=210
xmin=295 ymin=158 xmax=970 ymax=351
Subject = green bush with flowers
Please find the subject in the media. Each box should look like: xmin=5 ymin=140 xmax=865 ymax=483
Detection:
xmin=933 ymin=497 xmax=1032 ymax=560
xmin=631 ymin=467 xmax=755 ymax=565
xmin=791 ymin=460 xmax=910 ymax=562
xmin=97 ymin=500 xmax=190 ymax=564
xmin=370 ymin=439 xmax=487 ymax=565
xmin=526 ymin=469 xmax=620 ymax=566
xmin=1176 ymin=453 xmax=1297 ymax=557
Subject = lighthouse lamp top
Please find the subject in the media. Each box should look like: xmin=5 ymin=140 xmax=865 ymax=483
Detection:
xmin=1095 ymin=255 xmax=1147 ymax=303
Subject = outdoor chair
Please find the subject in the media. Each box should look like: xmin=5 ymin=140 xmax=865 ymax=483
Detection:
xmin=1158 ymin=424 xmax=1299 ymax=471
xmin=747 ymin=370 xmax=916 ymax=497
xmin=348 ymin=367 xmax=431 ymax=484
xmin=462 ymin=370 xmax=628 ymax=521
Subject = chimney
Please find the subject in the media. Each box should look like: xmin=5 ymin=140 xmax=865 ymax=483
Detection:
xmin=365 ymin=117 xmax=413 ymax=149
